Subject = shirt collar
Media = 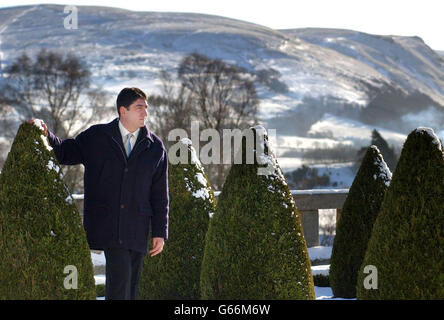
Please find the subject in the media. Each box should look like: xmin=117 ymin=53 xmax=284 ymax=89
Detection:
xmin=118 ymin=119 xmax=140 ymax=140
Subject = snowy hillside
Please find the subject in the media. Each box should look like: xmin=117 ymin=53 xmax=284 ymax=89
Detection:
xmin=0 ymin=5 xmax=392 ymax=105
xmin=1 ymin=4 xmax=443 ymax=186
xmin=282 ymin=28 xmax=444 ymax=107
xmin=307 ymin=113 xmax=408 ymax=146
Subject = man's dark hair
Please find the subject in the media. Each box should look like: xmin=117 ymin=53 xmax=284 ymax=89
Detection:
xmin=116 ymin=87 xmax=148 ymax=116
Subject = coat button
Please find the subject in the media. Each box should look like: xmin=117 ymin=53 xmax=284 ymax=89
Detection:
xmin=124 ymin=168 xmax=128 ymax=172
xmin=120 ymin=204 xmax=125 ymax=209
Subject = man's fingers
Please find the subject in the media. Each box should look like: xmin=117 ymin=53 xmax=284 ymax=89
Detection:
xmin=149 ymin=246 xmax=162 ymax=257
xmin=149 ymin=239 xmax=164 ymax=257
xmin=149 ymin=242 xmax=160 ymax=252
xmin=150 ymin=241 xmax=162 ymax=252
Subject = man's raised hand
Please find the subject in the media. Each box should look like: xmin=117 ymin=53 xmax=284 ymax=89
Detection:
xmin=28 ymin=118 xmax=48 ymax=136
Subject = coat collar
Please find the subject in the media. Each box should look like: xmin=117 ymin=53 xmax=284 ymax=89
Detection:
xmin=106 ymin=118 xmax=154 ymax=144
xmin=105 ymin=118 xmax=154 ymax=162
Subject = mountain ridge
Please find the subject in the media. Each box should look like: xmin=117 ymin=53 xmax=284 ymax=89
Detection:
xmin=0 ymin=4 xmax=443 ymax=152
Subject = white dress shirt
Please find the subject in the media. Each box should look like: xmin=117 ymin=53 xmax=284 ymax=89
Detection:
xmin=118 ymin=120 xmax=140 ymax=152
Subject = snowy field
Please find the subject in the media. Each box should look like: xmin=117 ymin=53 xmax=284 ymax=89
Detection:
xmin=307 ymin=113 xmax=408 ymax=147
xmin=91 ymin=244 xmax=351 ymax=300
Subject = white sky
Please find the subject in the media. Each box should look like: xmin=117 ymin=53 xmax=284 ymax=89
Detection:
xmin=1 ymin=0 xmax=443 ymax=50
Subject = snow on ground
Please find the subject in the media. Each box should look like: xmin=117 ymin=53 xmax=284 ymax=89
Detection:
xmin=308 ymin=113 xmax=407 ymax=147
xmin=276 ymin=156 xmax=305 ymax=173
xmin=291 ymin=189 xmax=348 ymax=195
xmin=91 ymin=251 xmax=106 ymax=266
xmin=276 ymin=135 xmax=353 ymax=153
xmin=312 ymin=162 xmax=356 ymax=188
xmin=94 ymin=274 xmax=105 ymax=286
xmin=274 ymin=136 xmax=358 ymax=189
xmin=280 ymin=156 xmax=356 ymax=189
xmin=307 ymin=246 xmax=332 ymax=261
xmin=312 ymin=265 xmax=330 ymax=277
xmin=314 ymin=286 xmax=353 ymax=300
xmin=259 ymin=98 xmax=296 ymax=116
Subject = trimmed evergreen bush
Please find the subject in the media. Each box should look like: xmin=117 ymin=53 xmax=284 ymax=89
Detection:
xmin=329 ymin=145 xmax=391 ymax=298
xmin=95 ymin=284 xmax=105 ymax=298
xmin=356 ymin=130 xmax=398 ymax=172
xmin=357 ymin=127 xmax=444 ymax=299
xmin=313 ymin=274 xmax=330 ymax=287
xmin=139 ymin=138 xmax=215 ymax=299
xmin=200 ymin=126 xmax=315 ymax=299
xmin=0 ymin=121 xmax=96 ymax=299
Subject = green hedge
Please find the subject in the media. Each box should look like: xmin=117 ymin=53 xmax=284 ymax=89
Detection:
xmin=357 ymin=128 xmax=444 ymax=299
xmin=329 ymin=146 xmax=391 ymax=298
xmin=200 ymin=127 xmax=315 ymax=299
xmin=313 ymin=274 xmax=330 ymax=287
xmin=95 ymin=284 xmax=105 ymax=298
xmin=0 ymin=121 xmax=96 ymax=299
xmin=139 ymin=139 xmax=215 ymax=299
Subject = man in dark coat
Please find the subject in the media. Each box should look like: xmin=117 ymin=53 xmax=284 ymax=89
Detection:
xmin=30 ymin=87 xmax=169 ymax=300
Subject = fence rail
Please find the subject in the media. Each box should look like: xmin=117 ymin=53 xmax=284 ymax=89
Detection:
xmin=290 ymin=189 xmax=348 ymax=247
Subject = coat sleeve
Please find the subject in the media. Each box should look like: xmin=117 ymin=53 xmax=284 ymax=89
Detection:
xmin=47 ymin=129 xmax=88 ymax=166
xmin=150 ymin=147 xmax=169 ymax=240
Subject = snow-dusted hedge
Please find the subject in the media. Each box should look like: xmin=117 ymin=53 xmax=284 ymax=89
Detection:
xmin=0 ymin=121 xmax=96 ymax=299
xmin=139 ymin=138 xmax=215 ymax=299
xmin=200 ymin=127 xmax=315 ymax=299
xmin=357 ymin=128 xmax=444 ymax=299
xmin=329 ymin=145 xmax=391 ymax=298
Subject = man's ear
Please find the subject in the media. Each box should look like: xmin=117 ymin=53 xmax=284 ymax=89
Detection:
xmin=119 ymin=106 xmax=126 ymax=116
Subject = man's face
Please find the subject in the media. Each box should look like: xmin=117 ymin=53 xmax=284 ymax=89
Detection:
xmin=120 ymin=98 xmax=148 ymax=130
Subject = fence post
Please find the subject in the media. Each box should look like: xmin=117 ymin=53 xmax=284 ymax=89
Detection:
xmin=298 ymin=209 xmax=319 ymax=247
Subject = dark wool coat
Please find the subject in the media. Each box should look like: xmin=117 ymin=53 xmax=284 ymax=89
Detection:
xmin=47 ymin=118 xmax=169 ymax=254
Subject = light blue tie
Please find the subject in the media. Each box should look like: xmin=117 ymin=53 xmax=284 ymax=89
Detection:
xmin=125 ymin=133 xmax=133 ymax=157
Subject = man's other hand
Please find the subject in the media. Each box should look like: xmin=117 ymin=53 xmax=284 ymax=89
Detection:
xmin=149 ymin=237 xmax=165 ymax=257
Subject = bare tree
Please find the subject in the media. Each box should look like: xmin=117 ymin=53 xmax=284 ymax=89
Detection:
xmin=178 ymin=53 xmax=258 ymax=131
xmin=0 ymin=49 xmax=113 ymax=192
xmin=147 ymin=69 xmax=194 ymax=145
xmin=150 ymin=53 xmax=259 ymax=190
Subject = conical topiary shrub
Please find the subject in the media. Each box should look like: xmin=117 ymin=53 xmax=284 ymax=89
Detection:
xmin=357 ymin=127 xmax=444 ymax=299
xmin=139 ymin=138 xmax=215 ymax=299
xmin=200 ymin=126 xmax=315 ymax=299
xmin=0 ymin=121 xmax=96 ymax=299
xmin=329 ymin=145 xmax=391 ymax=298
